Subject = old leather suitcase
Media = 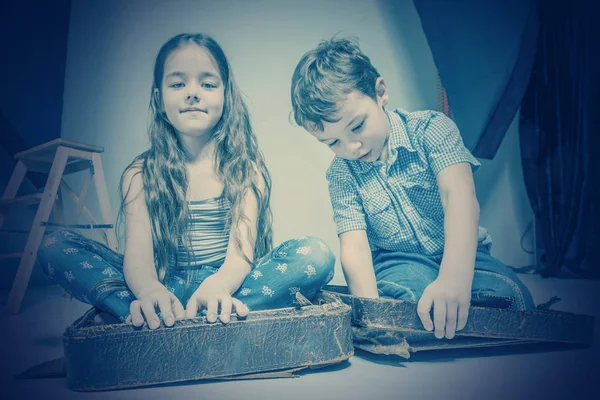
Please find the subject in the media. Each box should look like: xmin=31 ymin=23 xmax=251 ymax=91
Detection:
xmin=62 ymin=292 xmax=353 ymax=391
xmin=322 ymin=285 xmax=595 ymax=358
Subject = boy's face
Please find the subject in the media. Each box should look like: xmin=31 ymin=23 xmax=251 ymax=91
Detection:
xmin=312 ymin=78 xmax=390 ymax=163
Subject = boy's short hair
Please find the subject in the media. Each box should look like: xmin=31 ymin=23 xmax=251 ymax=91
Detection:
xmin=291 ymin=36 xmax=380 ymax=132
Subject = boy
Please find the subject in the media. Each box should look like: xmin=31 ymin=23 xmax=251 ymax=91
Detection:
xmin=290 ymin=37 xmax=534 ymax=340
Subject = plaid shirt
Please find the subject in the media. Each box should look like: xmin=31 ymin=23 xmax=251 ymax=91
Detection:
xmin=326 ymin=108 xmax=492 ymax=259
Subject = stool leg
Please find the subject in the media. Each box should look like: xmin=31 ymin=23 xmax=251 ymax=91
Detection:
xmin=53 ymin=186 xmax=65 ymax=228
xmin=91 ymin=153 xmax=117 ymax=251
xmin=5 ymin=147 xmax=69 ymax=314
xmin=0 ymin=160 xmax=27 ymax=231
xmin=72 ymin=169 xmax=93 ymax=224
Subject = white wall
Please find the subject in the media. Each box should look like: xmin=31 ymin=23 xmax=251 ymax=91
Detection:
xmin=475 ymin=110 xmax=535 ymax=267
xmin=61 ymin=0 xmax=533 ymax=284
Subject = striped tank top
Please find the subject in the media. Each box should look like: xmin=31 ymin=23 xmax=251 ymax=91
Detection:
xmin=176 ymin=196 xmax=231 ymax=269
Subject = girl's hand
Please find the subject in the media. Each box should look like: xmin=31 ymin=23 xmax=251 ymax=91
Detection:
xmin=417 ymin=275 xmax=472 ymax=339
xmin=127 ymin=282 xmax=185 ymax=329
xmin=185 ymin=273 xmax=249 ymax=323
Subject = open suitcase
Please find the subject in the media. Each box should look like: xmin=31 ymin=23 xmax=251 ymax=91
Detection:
xmin=322 ymin=285 xmax=595 ymax=358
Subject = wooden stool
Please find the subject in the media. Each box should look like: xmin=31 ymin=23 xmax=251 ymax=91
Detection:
xmin=0 ymin=139 xmax=117 ymax=314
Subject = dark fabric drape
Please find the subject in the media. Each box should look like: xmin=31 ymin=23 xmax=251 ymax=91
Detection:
xmin=413 ymin=0 xmax=538 ymax=159
xmin=519 ymin=0 xmax=600 ymax=278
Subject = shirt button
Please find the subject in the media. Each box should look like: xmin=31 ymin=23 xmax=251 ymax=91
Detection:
xmin=423 ymin=182 xmax=431 ymax=189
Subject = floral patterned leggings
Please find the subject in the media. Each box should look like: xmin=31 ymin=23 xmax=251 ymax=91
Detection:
xmin=37 ymin=230 xmax=336 ymax=322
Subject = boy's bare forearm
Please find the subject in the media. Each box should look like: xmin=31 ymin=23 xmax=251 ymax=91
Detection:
xmin=439 ymin=192 xmax=479 ymax=280
xmin=342 ymin=258 xmax=379 ymax=298
xmin=340 ymin=231 xmax=379 ymax=298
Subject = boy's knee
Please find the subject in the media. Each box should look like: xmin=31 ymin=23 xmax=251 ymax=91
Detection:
xmin=377 ymin=280 xmax=420 ymax=301
xmin=473 ymin=270 xmax=534 ymax=311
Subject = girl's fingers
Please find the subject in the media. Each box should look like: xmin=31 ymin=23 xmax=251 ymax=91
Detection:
xmin=206 ymin=298 xmax=219 ymax=323
xmin=232 ymin=298 xmax=249 ymax=317
xmin=171 ymin=294 xmax=186 ymax=320
xmin=141 ymin=298 xmax=160 ymax=329
xmin=185 ymin=296 xmax=200 ymax=319
xmin=129 ymin=300 xmax=144 ymax=327
xmin=157 ymin=294 xmax=175 ymax=327
xmin=219 ymin=296 xmax=233 ymax=323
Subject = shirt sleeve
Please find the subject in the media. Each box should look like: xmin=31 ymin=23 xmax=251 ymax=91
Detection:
xmin=326 ymin=161 xmax=367 ymax=236
xmin=420 ymin=112 xmax=481 ymax=176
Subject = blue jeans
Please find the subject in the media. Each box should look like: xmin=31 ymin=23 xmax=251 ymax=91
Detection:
xmin=37 ymin=230 xmax=336 ymax=322
xmin=373 ymin=250 xmax=535 ymax=311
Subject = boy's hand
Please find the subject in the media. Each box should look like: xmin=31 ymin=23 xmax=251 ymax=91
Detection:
xmin=185 ymin=273 xmax=249 ymax=323
xmin=417 ymin=276 xmax=472 ymax=339
xmin=127 ymin=282 xmax=185 ymax=329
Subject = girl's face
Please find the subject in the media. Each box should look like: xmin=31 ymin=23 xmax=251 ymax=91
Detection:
xmin=158 ymin=44 xmax=225 ymax=139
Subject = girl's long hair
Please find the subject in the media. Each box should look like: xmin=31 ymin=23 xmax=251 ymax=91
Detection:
xmin=118 ymin=33 xmax=273 ymax=282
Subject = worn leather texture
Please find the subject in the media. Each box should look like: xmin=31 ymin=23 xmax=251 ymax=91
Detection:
xmin=323 ymin=285 xmax=594 ymax=357
xmin=63 ymin=292 xmax=353 ymax=391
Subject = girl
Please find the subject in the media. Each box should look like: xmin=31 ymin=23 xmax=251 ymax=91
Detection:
xmin=37 ymin=33 xmax=335 ymax=329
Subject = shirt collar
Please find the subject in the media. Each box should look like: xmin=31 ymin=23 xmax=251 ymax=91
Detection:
xmin=352 ymin=108 xmax=415 ymax=174
xmin=386 ymin=108 xmax=415 ymax=153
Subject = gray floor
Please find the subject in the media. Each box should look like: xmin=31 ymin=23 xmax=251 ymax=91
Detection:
xmin=1 ymin=274 xmax=598 ymax=400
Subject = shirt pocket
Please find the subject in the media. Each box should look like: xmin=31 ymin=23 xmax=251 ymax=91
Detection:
xmin=399 ymin=160 xmax=429 ymax=187
xmin=402 ymin=169 xmax=442 ymax=220
xmin=403 ymin=170 xmax=433 ymax=190
xmin=361 ymin=191 xmax=399 ymax=239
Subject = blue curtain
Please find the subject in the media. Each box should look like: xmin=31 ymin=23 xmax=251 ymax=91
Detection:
xmin=519 ymin=0 xmax=599 ymax=278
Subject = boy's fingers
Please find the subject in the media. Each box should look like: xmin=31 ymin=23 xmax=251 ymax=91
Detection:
xmin=233 ymin=299 xmax=249 ymax=317
xmin=417 ymin=294 xmax=434 ymax=331
xmin=445 ymin=302 xmax=458 ymax=339
xmin=433 ymin=299 xmax=446 ymax=339
xmin=140 ymin=299 xmax=160 ymax=329
xmin=457 ymin=302 xmax=470 ymax=331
